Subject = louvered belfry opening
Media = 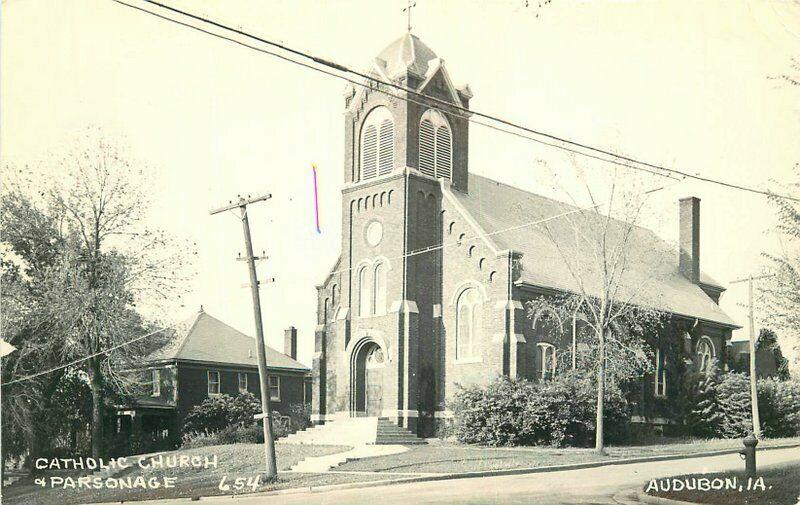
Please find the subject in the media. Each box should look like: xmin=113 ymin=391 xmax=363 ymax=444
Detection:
xmin=418 ymin=109 xmax=452 ymax=180
xmin=378 ymin=119 xmax=394 ymax=176
xmin=360 ymin=106 xmax=394 ymax=182
xmin=361 ymin=124 xmax=378 ymax=180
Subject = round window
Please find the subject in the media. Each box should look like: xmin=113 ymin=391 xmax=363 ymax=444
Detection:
xmin=366 ymin=221 xmax=383 ymax=246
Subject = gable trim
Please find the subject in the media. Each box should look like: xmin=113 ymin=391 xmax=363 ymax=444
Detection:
xmin=418 ymin=62 xmax=465 ymax=110
xmin=441 ymin=185 xmax=501 ymax=255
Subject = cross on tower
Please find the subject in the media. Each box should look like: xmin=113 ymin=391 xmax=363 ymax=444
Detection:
xmin=403 ymin=0 xmax=416 ymax=32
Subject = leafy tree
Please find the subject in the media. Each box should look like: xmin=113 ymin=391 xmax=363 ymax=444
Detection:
xmin=2 ymin=134 xmax=192 ymax=460
xmin=761 ymin=48 xmax=800 ymax=371
xmin=756 ymin=329 xmax=790 ymax=380
xmin=1 ymin=188 xmax=76 ymax=467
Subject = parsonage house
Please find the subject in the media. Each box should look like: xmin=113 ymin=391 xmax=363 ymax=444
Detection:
xmin=311 ymin=33 xmax=740 ymax=438
xmin=115 ymin=310 xmax=311 ymax=449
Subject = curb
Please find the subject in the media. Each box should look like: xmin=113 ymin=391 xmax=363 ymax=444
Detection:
xmin=636 ymin=490 xmax=699 ymax=505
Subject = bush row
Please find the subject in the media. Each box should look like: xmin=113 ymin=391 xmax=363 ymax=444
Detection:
xmin=450 ymin=371 xmax=629 ymax=447
xmin=452 ymin=370 xmax=800 ymax=448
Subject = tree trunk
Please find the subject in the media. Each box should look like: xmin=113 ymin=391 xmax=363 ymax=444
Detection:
xmin=89 ymin=358 xmax=104 ymax=459
xmin=595 ymin=340 xmax=605 ymax=453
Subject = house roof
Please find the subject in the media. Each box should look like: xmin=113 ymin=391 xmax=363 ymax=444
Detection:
xmin=145 ymin=311 xmax=309 ymax=371
xmin=450 ymin=174 xmax=739 ymax=328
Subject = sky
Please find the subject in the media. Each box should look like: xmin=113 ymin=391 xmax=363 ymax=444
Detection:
xmin=3 ymin=0 xmax=799 ymax=368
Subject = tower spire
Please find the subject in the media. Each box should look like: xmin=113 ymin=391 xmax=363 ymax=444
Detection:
xmin=403 ymin=0 xmax=416 ymax=32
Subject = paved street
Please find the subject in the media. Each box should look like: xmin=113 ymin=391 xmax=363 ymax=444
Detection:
xmin=142 ymin=446 xmax=800 ymax=504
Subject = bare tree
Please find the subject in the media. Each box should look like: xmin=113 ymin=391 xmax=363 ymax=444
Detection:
xmin=521 ymin=164 xmax=669 ymax=452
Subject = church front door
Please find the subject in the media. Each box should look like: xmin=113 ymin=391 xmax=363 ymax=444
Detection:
xmin=355 ymin=342 xmax=385 ymax=417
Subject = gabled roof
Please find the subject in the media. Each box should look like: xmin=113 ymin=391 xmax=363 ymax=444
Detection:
xmin=145 ymin=311 xmax=309 ymax=371
xmin=450 ymin=174 xmax=738 ymax=328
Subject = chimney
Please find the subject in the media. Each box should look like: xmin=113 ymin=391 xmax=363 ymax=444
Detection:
xmin=284 ymin=326 xmax=297 ymax=360
xmin=678 ymin=197 xmax=700 ymax=284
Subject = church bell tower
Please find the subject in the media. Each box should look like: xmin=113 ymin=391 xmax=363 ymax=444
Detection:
xmin=314 ymin=32 xmax=472 ymax=435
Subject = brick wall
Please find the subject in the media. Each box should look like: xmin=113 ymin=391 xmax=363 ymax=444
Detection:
xmin=176 ymin=363 xmax=309 ymax=425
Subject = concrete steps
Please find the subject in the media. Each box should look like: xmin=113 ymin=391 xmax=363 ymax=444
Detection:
xmin=282 ymin=416 xmax=425 ymax=446
xmin=289 ymin=444 xmax=408 ymax=472
xmin=282 ymin=416 xmax=379 ymax=446
xmin=376 ymin=418 xmax=426 ymax=445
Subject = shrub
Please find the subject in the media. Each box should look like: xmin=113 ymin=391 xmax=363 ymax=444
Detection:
xmin=714 ymin=372 xmax=752 ymax=438
xmin=451 ymin=370 xmax=629 ymax=447
xmin=288 ymin=403 xmax=312 ymax=432
xmin=181 ymin=412 xmax=288 ymax=449
xmin=182 ymin=393 xmax=261 ymax=436
xmin=759 ymin=378 xmax=800 ymax=437
xmin=688 ymin=372 xmax=800 ymax=439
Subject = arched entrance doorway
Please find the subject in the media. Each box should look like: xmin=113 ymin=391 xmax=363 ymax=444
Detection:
xmin=353 ymin=342 xmax=385 ymax=417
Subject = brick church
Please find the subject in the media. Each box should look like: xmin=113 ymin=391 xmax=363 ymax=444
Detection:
xmin=311 ymin=33 xmax=738 ymax=437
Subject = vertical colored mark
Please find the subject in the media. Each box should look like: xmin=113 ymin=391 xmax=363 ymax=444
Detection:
xmin=312 ymin=163 xmax=321 ymax=233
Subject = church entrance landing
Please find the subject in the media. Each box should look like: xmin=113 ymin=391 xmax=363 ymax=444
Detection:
xmin=353 ymin=341 xmax=385 ymax=417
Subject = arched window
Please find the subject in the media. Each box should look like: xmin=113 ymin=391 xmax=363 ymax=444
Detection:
xmin=697 ymin=337 xmax=716 ymax=373
xmin=361 ymin=107 xmax=394 ymax=181
xmin=419 ymin=109 xmax=452 ymax=180
xmin=456 ymin=287 xmax=481 ymax=360
xmin=358 ymin=266 xmax=371 ymax=317
xmin=323 ymin=298 xmax=330 ymax=323
xmin=537 ymin=343 xmax=557 ymax=380
xmin=373 ymin=262 xmax=387 ymax=316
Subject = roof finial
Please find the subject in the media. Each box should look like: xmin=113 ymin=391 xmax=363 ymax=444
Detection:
xmin=403 ymin=0 xmax=416 ymax=33
xmin=199 ymin=304 xmax=204 ymax=312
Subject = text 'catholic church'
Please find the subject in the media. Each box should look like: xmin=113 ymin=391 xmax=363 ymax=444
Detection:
xmin=311 ymin=33 xmax=739 ymax=437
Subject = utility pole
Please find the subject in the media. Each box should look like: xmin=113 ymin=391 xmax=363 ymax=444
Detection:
xmin=730 ymin=273 xmax=774 ymax=439
xmin=210 ymin=194 xmax=277 ymax=478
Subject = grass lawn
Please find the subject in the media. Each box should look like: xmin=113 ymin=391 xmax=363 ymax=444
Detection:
xmin=334 ymin=437 xmax=800 ymax=474
xmin=645 ymin=463 xmax=800 ymax=504
xmin=4 ymin=442 xmax=357 ymax=505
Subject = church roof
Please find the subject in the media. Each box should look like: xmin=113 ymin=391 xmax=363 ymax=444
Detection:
xmin=375 ymin=33 xmax=438 ymax=80
xmin=144 ymin=311 xmax=309 ymax=371
xmin=451 ymin=174 xmax=738 ymax=328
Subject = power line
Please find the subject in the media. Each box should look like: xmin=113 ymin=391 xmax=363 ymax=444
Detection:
xmin=0 ymin=316 xmax=191 ymax=387
xmin=112 ymin=0 xmax=678 ymax=186
xmin=324 ymin=179 xmax=681 ymax=279
xmin=112 ymin=0 xmax=800 ymax=203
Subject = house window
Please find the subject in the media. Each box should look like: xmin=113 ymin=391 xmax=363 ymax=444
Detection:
xmin=238 ymin=372 xmax=248 ymax=394
xmin=360 ymin=106 xmax=394 ymax=181
xmin=358 ymin=265 xmax=371 ymax=317
xmin=151 ymin=369 xmax=161 ymax=397
xmin=268 ymin=375 xmax=281 ymax=402
xmin=537 ymin=343 xmax=557 ymax=380
xmin=418 ymin=109 xmax=452 ymax=180
xmin=456 ymin=287 xmax=481 ymax=360
xmin=373 ymin=261 xmax=387 ymax=316
xmin=654 ymin=349 xmax=667 ymax=397
xmin=697 ymin=337 xmax=716 ymax=373
xmin=207 ymin=370 xmax=221 ymax=396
